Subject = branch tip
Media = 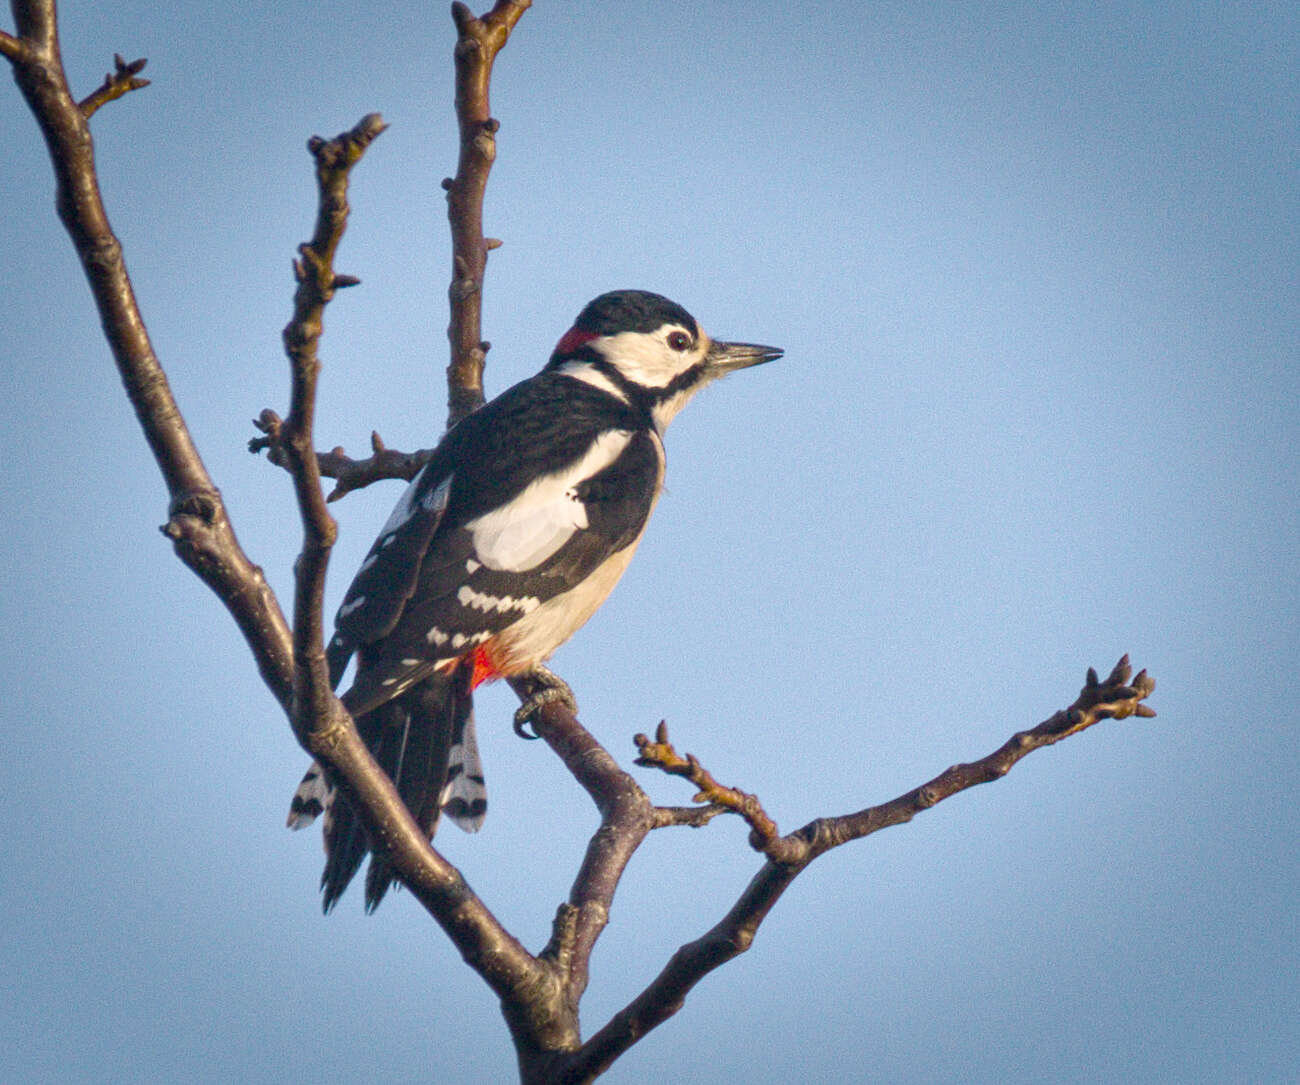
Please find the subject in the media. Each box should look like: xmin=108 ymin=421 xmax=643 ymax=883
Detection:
xmin=633 ymin=722 xmax=783 ymax=851
xmin=450 ymin=1 xmax=475 ymax=33
xmin=77 ymin=53 xmax=150 ymax=118
xmin=0 ymin=31 xmax=23 ymax=63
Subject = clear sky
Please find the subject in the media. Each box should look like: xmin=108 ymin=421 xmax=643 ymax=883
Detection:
xmin=2 ymin=2 xmax=1296 ymax=1082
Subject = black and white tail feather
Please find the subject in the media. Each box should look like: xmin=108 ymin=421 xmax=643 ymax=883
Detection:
xmin=287 ymin=661 xmax=486 ymax=912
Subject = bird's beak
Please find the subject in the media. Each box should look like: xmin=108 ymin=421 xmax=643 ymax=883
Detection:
xmin=705 ymin=339 xmax=784 ymax=374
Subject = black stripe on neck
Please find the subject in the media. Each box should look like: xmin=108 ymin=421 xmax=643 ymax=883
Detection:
xmin=572 ymin=353 xmax=707 ymax=417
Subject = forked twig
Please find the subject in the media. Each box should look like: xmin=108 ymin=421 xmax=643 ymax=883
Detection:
xmin=77 ymin=53 xmax=149 ymax=117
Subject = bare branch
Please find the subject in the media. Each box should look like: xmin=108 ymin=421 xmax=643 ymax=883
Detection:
xmin=569 ymin=656 xmax=1157 ymax=1079
xmin=505 ymin=678 xmax=658 ymax=1055
xmin=652 ymin=804 xmax=729 ymax=829
xmin=444 ymin=0 xmax=531 ymax=426
xmin=6 ymin=0 xmax=296 ymax=705
xmin=817 ymin=655 xmax=1157 ymax=853
xmin=268 ymin=112 xmax=386 ymax=743
xmin=8 ymin=0 xmax=54 ymax=52
xmin=250 ymin=416 xmax=433 ymax=500
xmin=247 ymin=0 xmax=532 ymax=489
xmin=6 ymin=0 xmax=546 ymax=1026
xmin=316 ymin=433 xmax=432 ymax=500
xmin=77 ymin=53 xmax=149 ymax=118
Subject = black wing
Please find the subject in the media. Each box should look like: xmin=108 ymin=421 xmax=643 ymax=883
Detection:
xmin=329 ymin=371 xmax=656 ymax=699
xmin=347 ymin=425 xmax=663 ymax=699
xmin=327 ymin=460 xmax=453 ymax=687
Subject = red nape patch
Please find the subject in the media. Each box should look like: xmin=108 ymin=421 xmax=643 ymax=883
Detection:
xmin=553 ymin=326 xmax=598 ymax=357
xmin=469 ymin=645 xmax=502 ymax=690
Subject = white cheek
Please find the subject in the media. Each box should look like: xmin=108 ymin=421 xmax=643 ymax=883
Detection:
xmin=596 ymin=330 xmax=704 ymax=387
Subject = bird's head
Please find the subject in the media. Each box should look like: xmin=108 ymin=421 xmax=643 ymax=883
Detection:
xmin=547 ymin=290 xmax=782 ymax=430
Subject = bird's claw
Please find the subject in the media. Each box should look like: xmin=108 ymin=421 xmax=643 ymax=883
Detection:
xmin=513 ymin=665 xmax=578 ymax=738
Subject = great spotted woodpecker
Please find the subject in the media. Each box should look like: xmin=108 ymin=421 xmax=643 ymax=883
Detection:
xmin=287 ymin=289 xmax=782 ymax=911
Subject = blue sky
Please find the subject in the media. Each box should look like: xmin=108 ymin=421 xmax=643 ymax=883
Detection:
xmin=2 ymin=2 xmax=1296 ymax=1082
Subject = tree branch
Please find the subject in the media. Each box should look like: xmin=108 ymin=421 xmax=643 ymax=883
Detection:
xmin=0 ymin=29 xmax=24 ymax=62
xmin=261 ymin=114 xmax=548 ymax=1010
xmin=634 ymin=721 xmax=790 ymax=858
xmin=315 ymin=433 xmax=433 ymax=500
xmin=276 ymin=114 xmax=385 ymax=742
xmin=77 ymin=52 xmax=149 ymax=118
xmin=567 ymin=656 xmax=1156 ymax=1079
xmin=444 ymin=0 xmax=530 ymax=426
xmin=248 ymin=0 xmax=531 ymax=490
xmin=500 ymin=677 xmax=663 ymax=1069
xmin=5 ymin=0 xmax=548 ymax=1028
xmin=4 ymin=0 xmax=295 ymax=705
xmin=8 ymin=0 xmax=53 ymax=52
xmin=236 ymin=124 xmax=393 ymax=863
xmin=250 ymin=421 xmax=433 ymax=501
xmin=812 ymin=655 xmax=1156 ymax=854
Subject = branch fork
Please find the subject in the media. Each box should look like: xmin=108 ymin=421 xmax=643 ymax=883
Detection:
xmin=635 ymin=722 xmax=785 ymax=855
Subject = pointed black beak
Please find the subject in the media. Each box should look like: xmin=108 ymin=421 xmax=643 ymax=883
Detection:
xmin=705 ymin=339 xmax=784 ymax=374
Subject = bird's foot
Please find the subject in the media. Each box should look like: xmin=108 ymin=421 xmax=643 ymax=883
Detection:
xmin=513 ymin=664 xmax=578 ymax=738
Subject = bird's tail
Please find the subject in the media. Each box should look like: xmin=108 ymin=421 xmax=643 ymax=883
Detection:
xmin=286 ymin=658 xmax=486 ymax=913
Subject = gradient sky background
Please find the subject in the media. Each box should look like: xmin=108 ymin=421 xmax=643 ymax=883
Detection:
xmin=2 ymin=2 xmax=1296 ymax=1082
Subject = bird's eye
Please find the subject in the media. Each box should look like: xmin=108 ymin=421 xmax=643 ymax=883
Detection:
xmin=667 ymin=330 xmax=692 ymax=352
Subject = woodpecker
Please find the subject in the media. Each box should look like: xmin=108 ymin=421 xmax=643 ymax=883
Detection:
xmin=287 ymin=289 xmax=782 ymax=911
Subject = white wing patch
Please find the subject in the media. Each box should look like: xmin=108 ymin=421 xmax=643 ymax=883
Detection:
xmin=465 ymin=429 xmax=632 ymax=572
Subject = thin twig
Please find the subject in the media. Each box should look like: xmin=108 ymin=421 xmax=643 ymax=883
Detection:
xmin=250 ymin=419 xmax=433 ymax=500
xmin=260 ymin=112 xmax=548 ymax=1009
xmin=274 ymin=112 xmax=385 ymax=742
xmin=77 ymin=53 xmax=149 ymax=118
xmin=0 ymin=30 xmax=25 ymax=62
xmin=634 ymin=721 xmax=789 ymax=858
xmin=816 ymin=655 xmax=1157 ymax=855
xmin=653 ymin=805 xmax=730 ymax=829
